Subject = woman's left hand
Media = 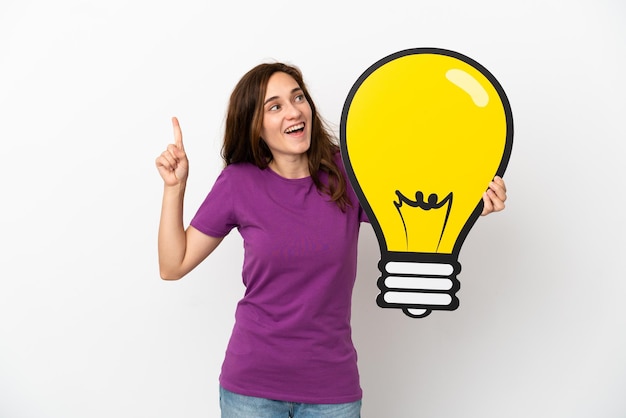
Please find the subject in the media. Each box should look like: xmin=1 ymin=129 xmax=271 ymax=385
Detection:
xmin=481 ymin=176 xmax=507 ymax=216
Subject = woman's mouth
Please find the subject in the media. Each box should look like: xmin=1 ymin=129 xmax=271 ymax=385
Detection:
xmin=285 ymin=123 xmax=305 ymax=135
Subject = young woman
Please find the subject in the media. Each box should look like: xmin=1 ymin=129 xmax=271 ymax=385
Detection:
xmin=155 ymin=62 xmax=507 ymax=417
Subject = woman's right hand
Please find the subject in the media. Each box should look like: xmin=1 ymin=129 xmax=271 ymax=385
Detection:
xmin=155 ymin=117 xmax=189 ymax=186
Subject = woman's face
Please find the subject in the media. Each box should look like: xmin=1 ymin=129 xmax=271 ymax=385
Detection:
xmin=260 ymin=71 xmax=312 ymax=162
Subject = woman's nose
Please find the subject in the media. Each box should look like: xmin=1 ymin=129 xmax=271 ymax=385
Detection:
xmin=285 ymin=102 xmax=302 ymax=118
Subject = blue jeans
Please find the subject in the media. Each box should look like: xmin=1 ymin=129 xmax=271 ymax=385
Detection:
xmin=219 ymin=386 xmax=362 ymax=418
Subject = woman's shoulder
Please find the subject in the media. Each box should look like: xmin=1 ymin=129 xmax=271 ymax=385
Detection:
xmin=209 ymin=163 xmax=264 ymax=192
xmin=332 ymin=150 xmax=348 ymax=176
xmin=222 ymin=162 xmax=264 ymax=177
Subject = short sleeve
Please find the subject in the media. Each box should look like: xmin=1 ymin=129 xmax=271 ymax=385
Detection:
xmin=358 ymin=204 xmax=370 ymax=223
xmin=190 ymin=168 xmax=238 ymax=238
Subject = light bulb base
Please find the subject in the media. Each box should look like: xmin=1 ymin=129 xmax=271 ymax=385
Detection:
xmin=376 ymin=252 xmax=461 ymax=318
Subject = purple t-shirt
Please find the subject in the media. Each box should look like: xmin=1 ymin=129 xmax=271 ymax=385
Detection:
xmin=190 ymin=159 xmax=368 ymax=404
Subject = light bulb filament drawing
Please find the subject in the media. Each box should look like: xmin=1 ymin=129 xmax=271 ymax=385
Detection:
xmin=394 ymin=190 xmax=453 ymax=252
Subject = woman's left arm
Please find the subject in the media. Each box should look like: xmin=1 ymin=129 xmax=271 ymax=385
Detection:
xmin=481 ymin=176 xmax=507 ymax=216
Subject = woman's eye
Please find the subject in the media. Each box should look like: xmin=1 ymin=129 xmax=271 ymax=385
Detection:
xmin=269 ymin=104 xmax=280 ymax=111
xmin=295 ymin=94 xmax=305 ymax=102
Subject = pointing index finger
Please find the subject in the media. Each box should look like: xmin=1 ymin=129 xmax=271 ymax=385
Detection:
xmin=172 ymin=116 xmax=184 ymax=150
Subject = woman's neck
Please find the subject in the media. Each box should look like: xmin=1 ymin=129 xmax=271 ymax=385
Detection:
xmin=268 ymin=155 xmax=310 ymax=179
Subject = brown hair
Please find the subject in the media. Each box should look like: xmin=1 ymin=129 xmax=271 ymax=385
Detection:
xmin=222 ymin=62 xmax=350 ymax=211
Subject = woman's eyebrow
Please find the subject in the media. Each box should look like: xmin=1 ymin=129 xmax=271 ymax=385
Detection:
xmin=264 ymin=87 xmax=303 ymax=106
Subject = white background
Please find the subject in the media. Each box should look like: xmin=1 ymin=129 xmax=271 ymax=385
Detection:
xmin=1 ymin=0 xmax=625 ymax=417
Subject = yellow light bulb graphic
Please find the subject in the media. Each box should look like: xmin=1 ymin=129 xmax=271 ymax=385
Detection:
xmin=341 ymin=48 xmax=513 ymax=318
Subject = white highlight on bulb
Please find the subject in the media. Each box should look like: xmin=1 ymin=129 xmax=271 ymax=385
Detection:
xmin=446 ymin=69 xmax=489 ymax=107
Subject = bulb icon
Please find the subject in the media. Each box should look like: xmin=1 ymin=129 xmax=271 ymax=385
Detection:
xmin=340 ymin=48 xmax=513 ymax=318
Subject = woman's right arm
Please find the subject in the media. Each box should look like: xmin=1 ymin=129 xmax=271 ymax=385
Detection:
xmin=155 ymin=117 xmax=224 ymax=281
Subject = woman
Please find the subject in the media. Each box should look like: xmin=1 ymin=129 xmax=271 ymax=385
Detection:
xmin=155 ymin=62 xmax=507 ymax=417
